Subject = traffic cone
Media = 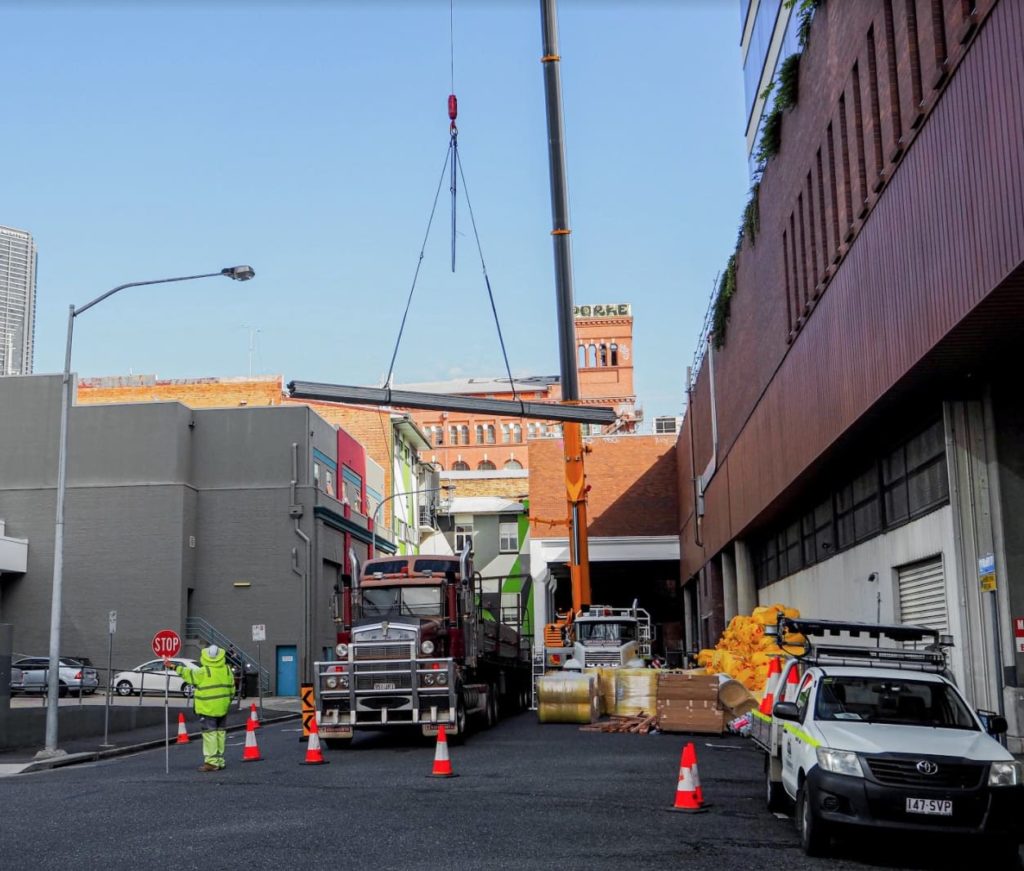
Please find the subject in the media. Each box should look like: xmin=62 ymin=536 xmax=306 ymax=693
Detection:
xmin=175 ymin=713 xmax=190 ymax=744
xmin=249 ymin=703 xmax=260 ymax=729
xmin=758 ymin=689 xmax=775 ymax=716
xmin=767 ymin=656 xmax=782 ymax=679
xmin=668 ymin=742 xmax=708 ymax=813
xmin=783 ymin=665 xmax=800 ymax=702
xmin=428 ymin=725 xmax=458 ymax=778
xmin=242 ymin=717 xmax=263 ymax=762
xmin=299 ymin=715 xmax=329 ymax=765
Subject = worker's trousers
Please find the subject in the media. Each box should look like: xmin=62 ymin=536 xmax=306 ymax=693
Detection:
xmin=199 ymin=715 xmax=228 ymax=768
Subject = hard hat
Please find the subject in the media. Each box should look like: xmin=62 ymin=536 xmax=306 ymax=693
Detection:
xmin=206 ymin=644 xmax=220 ymax=658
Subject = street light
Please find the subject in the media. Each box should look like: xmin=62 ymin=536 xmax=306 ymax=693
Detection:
xmin=369 ymin=485 xmax=455 ymax=560
xmin=39 ymin=266 xmax=255 ymax=758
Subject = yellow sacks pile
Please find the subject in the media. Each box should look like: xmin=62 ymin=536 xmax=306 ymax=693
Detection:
xmin=697 ymin=603 xmax=805 ymax=693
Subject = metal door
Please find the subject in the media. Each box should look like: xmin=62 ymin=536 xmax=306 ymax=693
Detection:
xmin=276 ymin=645 xmax=298 ymax=696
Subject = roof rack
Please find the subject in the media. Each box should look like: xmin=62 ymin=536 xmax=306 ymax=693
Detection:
xmin=777 ymin=617 xmax=952 ymax=673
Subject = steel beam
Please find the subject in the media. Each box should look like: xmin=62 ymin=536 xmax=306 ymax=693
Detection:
xmin=287 ymin=381 xmax=616 ymax=425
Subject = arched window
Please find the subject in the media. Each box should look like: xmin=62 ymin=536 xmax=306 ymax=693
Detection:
xmin=434 ymin=426 xmax=444 ymax=446
xmin=452 ymin=460 xmax=470 ymax=471
xmin=512 ymin=423 xmax=522 ymax=443
xmin=588 ymin=344 xmax=597 ymax=368
xmin=502 ymin=424 xmax=511 ymax=443
xmin=578 ymin=345 xmax=587 ymax=368
xmin=527 ymin=423 xmax=538 ymax=439
xmin=450 ymin=425 xmax=459 ymax=445
xmin=486 ymin=425 xmax=496 ymax=444
xmin=599 ymin=343 xmax=608 ymax=366
xmin=610 ymin=342 xmax=619 ymax=366
xmin=475 ymin=425 xmax=485 ymax=444
xmin=477 ymin=460 xmax=496 ymax=471
xmin=504 ymin=459 xmax=523 ymax=470
xmin=460 ymin=425 xmax=469 ymax=445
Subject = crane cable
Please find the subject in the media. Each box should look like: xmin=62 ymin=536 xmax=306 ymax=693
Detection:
xmin=383 ymin=0 xmax=522 ymax=414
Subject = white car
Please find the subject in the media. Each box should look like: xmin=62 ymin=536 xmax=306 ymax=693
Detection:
xmin=112 ymin=658 xmax=198 ymax=697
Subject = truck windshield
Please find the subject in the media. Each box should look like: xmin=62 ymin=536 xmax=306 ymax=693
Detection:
xmin=815 ymin=677 xmax=978 ymax=729
xmin=577 ymin=621 xmax=636 ymax=644
xmin=358 ymin=586 xmax=443 ymax=618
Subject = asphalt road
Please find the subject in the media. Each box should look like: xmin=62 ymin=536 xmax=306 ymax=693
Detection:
xmin=0 ymin=712 xmax=1009 ymax=870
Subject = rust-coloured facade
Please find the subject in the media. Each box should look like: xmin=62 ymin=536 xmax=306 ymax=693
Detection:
xmin=678 ymin=0 xmax=1024 ymax=731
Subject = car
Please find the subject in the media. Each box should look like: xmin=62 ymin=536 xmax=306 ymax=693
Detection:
xmin=11 ymin=656 xmax=100 ymax=697
xmin=110 ymin=658 xmax=199 ymax=697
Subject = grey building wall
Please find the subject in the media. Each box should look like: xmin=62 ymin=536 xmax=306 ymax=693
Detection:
xmin=0 ymin=375 xmax=346 ymax=692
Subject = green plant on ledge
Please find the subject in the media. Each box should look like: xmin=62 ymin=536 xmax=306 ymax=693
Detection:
xmin=740 ymin=180 xmax=761 ymax=247
xmin=776 ymin=53 xmax=800 ymax=110
xmin=711 ymin=254 xmax=738 ymax=350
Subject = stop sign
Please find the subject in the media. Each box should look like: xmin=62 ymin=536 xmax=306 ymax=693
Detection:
xmin=152 ymin=629 xmax=182 ymax=658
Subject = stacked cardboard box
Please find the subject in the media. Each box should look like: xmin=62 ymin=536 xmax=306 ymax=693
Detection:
xmin=656 ymin=672 xmax=725 ymax=734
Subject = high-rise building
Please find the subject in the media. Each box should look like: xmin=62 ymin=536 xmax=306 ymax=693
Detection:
xmin=741 ymin=0 xmax=801 ymax=178
xmin=0 ymin=226 xmax=38 ymax=376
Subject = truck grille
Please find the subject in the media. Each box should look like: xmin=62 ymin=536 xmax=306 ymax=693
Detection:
xmin=864 ymin=756 xmax=985 ymax=789
xmin=353 ymin=644 xmax=412 ymax=661
xmin=584 ymin=652 xmax=622 ymax=667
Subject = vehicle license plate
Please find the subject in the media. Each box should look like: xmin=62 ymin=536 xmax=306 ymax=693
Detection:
xmin=906 ymin=798 xmax=952 ymax=815
xmin=374 ymin=682 xmax=396 ymax=691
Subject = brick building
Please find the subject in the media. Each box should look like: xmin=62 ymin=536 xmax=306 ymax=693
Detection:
xmin=405 ymin=304 xmax=640 ymax=473
xmin=678 ymin=0 xmax=1024 ymax=745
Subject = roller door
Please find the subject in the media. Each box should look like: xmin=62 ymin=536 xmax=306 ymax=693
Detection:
xmin=897 ymin=557 xmax=947 ymax=632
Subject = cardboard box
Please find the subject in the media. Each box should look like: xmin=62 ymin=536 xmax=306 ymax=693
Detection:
xmin=656 ymin=707 xmax=726 ymax=735
xmin=657 ymin=673 xmax=719 ymax=703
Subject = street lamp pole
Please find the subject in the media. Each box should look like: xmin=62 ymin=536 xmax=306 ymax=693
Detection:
xmin=40 ymin=265 xmax=255 ymax=757
xmin=369 ymin=485 xmax=453 ymax=561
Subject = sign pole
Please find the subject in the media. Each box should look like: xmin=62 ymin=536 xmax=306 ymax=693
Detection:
xmin=164 ymin=669 xmax=170 ymax=774
xmin=257 ymin=642 xmax=264 ymax=722
xmin=102 ymin=610 xmax=116 ymax=748
xmin=151 ymin=628 xmax=181 ymax=774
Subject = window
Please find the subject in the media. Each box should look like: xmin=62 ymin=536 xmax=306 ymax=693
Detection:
xmin=325 ymin=469 xmax=335 ymax=498
xmin=452 ymin=461 xmax=470 ymax=471
xmin=434 ymin=426 xmax=444 ymax=446
xmin=504 ymin=459 xmax=523 ymax=470
xmin=599 ymin=343 xmax=608 ymax=366
xmin=610 ymin=343 xmax=619 ymax=366
xmin=313 ymin=462 xmax=321 ymax=489
xmin=449 ymin=425 xmax=459 ymax=445
xmin=578 ymin=345 xmax=587 ymax=368
xmin=477 ymin=460 xmax=496 ymax=471
xmin=475 ymin=425 xmax=485 ymax=445
xmin=588 ymin=345 xmax=597 ymax=367
xmin=502 ymin=424 xmax=511 ymax=444
xmin=455 ymin=524 xmax=473 ymax=553
xmin=512 ymin=423 xmax=522 ymax=443
xmin=528 ymin=423 xmax=538 ymax=439
xmin=460 ymin=425 xmax=469 ymax=445
xmin=499 ymin=519 xmax=518 ymax=553
xmin=486 ymin=425 xmax=496 ymax=444
xmin=342 ymin=475 xmax=362 ymax=513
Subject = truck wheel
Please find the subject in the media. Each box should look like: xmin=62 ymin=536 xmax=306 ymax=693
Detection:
xmin=796 ymin=784 xmax=830 ymax=857
xmin=765 ymin=758 xmax=787 ymax=812
xmin=486 ymin=688 xmax=499 ymax=728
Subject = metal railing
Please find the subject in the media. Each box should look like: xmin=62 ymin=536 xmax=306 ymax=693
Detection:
xmin=185 ymin=617 xmax=271 ymax=692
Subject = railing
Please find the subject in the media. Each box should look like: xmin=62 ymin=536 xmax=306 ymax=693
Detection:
xmin=185 ymin=617 xmax=271 ymax=692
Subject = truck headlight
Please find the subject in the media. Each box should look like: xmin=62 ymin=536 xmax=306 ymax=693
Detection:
xmin=339 ymin=674 xmax=350 ymax=689
xmin=436 ymin=671 xmax=448 ymax=686
xmin=422 ymin=673 xmax=435 ymax=687
xmin=420 ymin=640 xmax=435 ymax=655
xmin=816 ymin=748 xmax=864 ymax=778
xmin=325 ymin=676 xmax=338 ymax=689
xmin=989 ymin=761 xmax=1024 ymax=787
xmin=335 ymin=643 xmax=348 ymax=658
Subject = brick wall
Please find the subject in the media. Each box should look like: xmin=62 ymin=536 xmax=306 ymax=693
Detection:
xmin=529 ymin=435 xmax=678 ymax=539
xmin=439 ymin=474 xmax=530 ymax=499
xmin=77 ymin=375 xmax=285 ymax=408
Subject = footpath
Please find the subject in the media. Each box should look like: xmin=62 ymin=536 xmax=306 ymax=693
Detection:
xmin=0 ymin=696 xmax=301 ymax=776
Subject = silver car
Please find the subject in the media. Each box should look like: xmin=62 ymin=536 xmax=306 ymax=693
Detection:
xmin=11 ymin=656 xmax=99 ymax=697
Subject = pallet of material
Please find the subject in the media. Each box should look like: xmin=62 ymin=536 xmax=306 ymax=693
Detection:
xmin=579 ymin=713 xmax=658 ymax=734
xmin=656 ymin=671 xmax=719 ymax=702
xmin=656 ymin=698 xmax=726 ymax=735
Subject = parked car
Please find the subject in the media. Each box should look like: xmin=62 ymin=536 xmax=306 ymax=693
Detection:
xmin=11 ymin=656 xmax=100 ymax=697
xmin=111 ymin=659 xmax=198 ymax=697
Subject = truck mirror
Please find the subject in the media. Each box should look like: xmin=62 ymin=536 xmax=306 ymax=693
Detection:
xmin=773 ymin=701 xmax=800 ymax=722
xmin=989 ymin=715 xmax=1008 ymax=736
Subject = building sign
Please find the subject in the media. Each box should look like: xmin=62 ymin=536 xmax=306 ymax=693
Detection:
xmin=1014 ymin=617 xmax=1024 ymax=654
xmin=979 ymin=553 xmax=997 ymax=592
xmin=574 ymin=303 xmax=631 ymax=318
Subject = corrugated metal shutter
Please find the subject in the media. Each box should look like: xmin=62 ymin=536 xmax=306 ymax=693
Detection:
xmin=897 ymin=557 xmax=947 ymax=632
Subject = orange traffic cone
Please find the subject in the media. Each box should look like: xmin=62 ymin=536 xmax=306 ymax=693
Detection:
xmin=668 ymin=742 xmax=708 ymax=813
xmin=242 ymin=716 xmax=263 ymax=762
xmin=175 ymin=713 xmax=190 ymax=744
xmin=429 ymin=725 xmax=458 ymax=778
xmin=783 ymin=664 xmax=800 ymax=702
xmin=300 ymin=715 xmax=329 ymax=765
xmin=758 ymin=689 xmax=775 ymax=716
xmin=767 ymin=656 xmax=782 ymax=679
xmin=249 ymin=703 xmax=261 ymax=729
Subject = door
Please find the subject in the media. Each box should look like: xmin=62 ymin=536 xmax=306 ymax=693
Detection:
xmin=781 ymin=673 xmax=816 ymax=798
xmin=276 ymin=645 xmax=298 ymax=696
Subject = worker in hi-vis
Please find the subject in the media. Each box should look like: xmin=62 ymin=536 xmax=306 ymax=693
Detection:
xmin=165 ymin=644 xmax=235 ymax=772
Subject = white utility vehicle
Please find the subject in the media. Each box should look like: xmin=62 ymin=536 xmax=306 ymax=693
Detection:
xmin=752 ymin=618 xmax=1023 ymax=863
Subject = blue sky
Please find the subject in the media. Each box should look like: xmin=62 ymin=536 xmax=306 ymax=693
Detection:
xmin=4 ymin=0 xmax=748 ymax=422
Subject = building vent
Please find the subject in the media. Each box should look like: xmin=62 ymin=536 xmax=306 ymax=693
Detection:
xmin=654 ymin=416 xmax=682 ymax=435
xmin=897 ymin=557 xmax=948 ymax=633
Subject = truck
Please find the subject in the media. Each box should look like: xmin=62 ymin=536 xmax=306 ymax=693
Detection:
xmin=314 ymin=552 xmax=532 ymax=745
xmin=753 ymin=617 xmax=1023 ymax=863
xmin=542 ymin=601 xmax=653 ymax=671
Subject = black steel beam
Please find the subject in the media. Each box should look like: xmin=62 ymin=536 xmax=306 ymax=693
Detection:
xmin=287 ymin=381 xmax=617 ymax=425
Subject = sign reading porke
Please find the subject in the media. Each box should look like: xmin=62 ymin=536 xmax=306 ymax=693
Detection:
xmin=574 ymin=303 xmax=631 ymax=318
